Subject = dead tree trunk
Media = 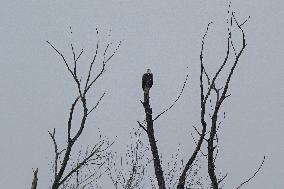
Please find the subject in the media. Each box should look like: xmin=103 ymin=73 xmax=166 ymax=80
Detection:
xmin=142 ymin=89 xmax=166 ymax=189
xmin=31 ymin=168 xmax=38 ymax=189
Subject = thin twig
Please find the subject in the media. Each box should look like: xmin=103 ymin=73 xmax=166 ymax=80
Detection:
xmin=137 ymin=121 xmax=147 ymax=133
xmin=153 ymin=70 xmax=189 ymax=121
xmin=87 ymin=92 xmax=106 ymax=115
xmin=46 ymin=41 xmax=75 ymax=78
xmin=84 ymin=28 xmax=100 ymax=95
xmin=236 ymin=156 xmax=265 ymax=189
xmin=48 ymin=128 xmax=59 ymax=179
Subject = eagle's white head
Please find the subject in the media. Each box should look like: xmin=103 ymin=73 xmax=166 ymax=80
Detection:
xmin=146 ymin=68 xmax=151 ymax=74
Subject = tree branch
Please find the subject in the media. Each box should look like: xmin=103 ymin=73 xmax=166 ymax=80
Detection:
xmin=48 ymin=128 xmax=59 ymax=179
xmin=153 ymin=71 xmax=189 ymax=121
xmin=87 ymin=92 xmax=106 ymax=116
xmin=236 ymin=156 xmax=265 ymax=189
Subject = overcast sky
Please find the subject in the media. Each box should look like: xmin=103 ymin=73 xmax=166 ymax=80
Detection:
xmin=0 ymin=0 xmax=283 ymax=188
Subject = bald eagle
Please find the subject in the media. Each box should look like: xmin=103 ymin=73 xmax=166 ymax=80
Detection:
xmin=142 ymin=69 xmax=153 ymax=92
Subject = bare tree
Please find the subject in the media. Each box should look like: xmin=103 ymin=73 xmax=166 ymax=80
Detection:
xmin=199 ymin=4 xmax=265 ymax=189
xmin=45 ymin=28 xmax=121 ymax=189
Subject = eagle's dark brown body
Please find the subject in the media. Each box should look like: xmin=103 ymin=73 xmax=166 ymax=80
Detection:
xmin=142 ymin=72 xmax=153 ymax=91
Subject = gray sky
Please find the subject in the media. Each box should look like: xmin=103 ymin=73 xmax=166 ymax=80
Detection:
xmin=0 ymin=0 xmax=283 ymax=188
